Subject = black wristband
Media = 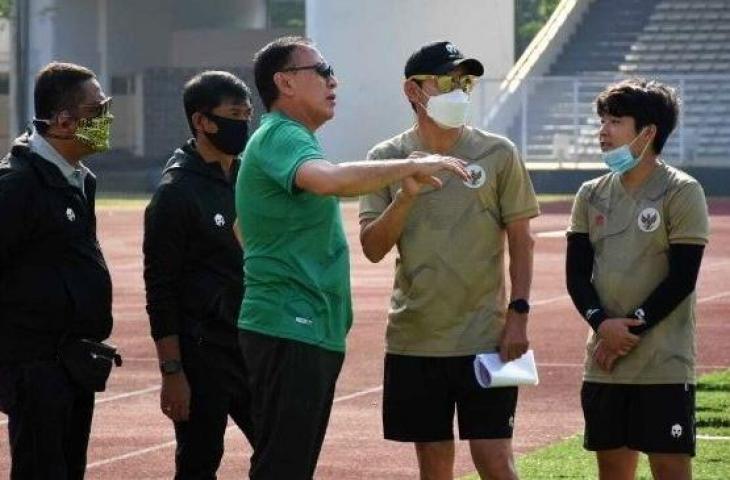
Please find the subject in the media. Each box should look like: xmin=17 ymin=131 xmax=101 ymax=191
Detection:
xmin=585 ymin=307 xmax=607 ymax=332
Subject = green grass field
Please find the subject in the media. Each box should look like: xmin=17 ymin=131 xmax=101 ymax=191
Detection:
xmin=460 ymin=370 xmax=730 ymax=480
xmin=96 ymin=194 xmax=150 ymax=210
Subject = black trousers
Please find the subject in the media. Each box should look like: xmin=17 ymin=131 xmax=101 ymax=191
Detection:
xmin=238 ymin=331 xmax=344 ymax=480
xmin=0 ymin=361 xmax=94 ymax=480
xmin=174 ymin=336 xmax=255 ymax=480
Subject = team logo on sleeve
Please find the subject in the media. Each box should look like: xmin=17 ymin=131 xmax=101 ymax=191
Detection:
xmin=463 ymin=164 xmax=486 ymax=189
xmin=671 ymin=423 xmax=683 ymax=438
xmin=638 ymin=207 xmax=660 ymax=233
xmin=214 ymin=213 xmax=225 ymax=227
xmin=66 ymin=207 xmax=76 ymax=222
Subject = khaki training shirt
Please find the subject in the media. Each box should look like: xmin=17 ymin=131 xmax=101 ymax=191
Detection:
xmin=360 ymin=127 xmax=539 ymax=356
xmin=568 ymin=163 xmax=709 ymax=384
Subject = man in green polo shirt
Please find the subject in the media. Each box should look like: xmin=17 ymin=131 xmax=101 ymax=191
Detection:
xmin=235 ymin=36 xmax=469 ymax=480
xmin=566 ymin=78 xmax=709 ymax=480
xmin=359 ymin=41 xmax=539 ymax=480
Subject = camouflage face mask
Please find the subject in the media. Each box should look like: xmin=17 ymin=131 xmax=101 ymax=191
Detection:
xmin=74 ymin=112 xmax=114 ymax=152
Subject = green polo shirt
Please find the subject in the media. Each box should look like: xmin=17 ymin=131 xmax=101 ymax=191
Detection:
xmin=568 ymin=163 xmax=709 ymax=384
xmin=235 ymin=111 xmax=352 ymax=352
xmin=359 ymin=127 xmax=539 ymax=356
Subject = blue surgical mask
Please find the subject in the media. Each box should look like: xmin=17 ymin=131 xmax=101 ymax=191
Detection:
xmin=601 ymin=129 xmax=651 ymax=174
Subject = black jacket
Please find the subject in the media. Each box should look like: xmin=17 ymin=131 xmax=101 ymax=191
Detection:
xmin=0 ymin=134 xmax=113 ymax=365
xmin=144 ymin=140 xmax=243 ymax=348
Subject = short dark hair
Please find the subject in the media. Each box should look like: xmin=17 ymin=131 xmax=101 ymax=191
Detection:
xmin=183 ymin=70 xmax=251 ymax=136
xmin=253 ymin=36 xmax=313 ymax=111
xmin=596 ymin=78 xmax=679 ymax=154
xmin=34 ymin=62 xmax=96 ymax=122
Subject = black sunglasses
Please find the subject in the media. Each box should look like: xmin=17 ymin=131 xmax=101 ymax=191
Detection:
xmin=78 ymin=97 xmax=113 ymax=117
xmin=280 ymin=62 xmax=335 ymax=79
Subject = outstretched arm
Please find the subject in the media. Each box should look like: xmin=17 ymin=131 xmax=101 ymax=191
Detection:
xmin=295 ymin=155 xmax=468 ymax=197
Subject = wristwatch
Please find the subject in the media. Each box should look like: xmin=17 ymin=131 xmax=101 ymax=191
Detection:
xmin=508 ymin=299 xmax=530 ymax=314
xmin=159 ymin=359 xmax=183 ymax=376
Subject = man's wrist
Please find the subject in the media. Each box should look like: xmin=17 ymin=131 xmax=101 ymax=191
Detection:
xmin=404 ymin=158 xmax=417 ymax=174
xmin=395 ymin=188 xmax=417 ymax=203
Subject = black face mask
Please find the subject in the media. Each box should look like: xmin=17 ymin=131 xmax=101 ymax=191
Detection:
xmin=203 ymin=112 xmax=249 ymax=155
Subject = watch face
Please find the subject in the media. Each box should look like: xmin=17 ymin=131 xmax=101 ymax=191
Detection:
xmin=161 ymin=360 xmax=182 ymax=374
xmin=510 ymin=299 xmax=530 ymax=314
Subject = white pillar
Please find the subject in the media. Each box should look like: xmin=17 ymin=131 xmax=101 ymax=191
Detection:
xmin=97 ymin=0 xmax=110 ymax=94
xmin=306 ymin=0 xmax=514 ymax=161
xmin=8 ymin=0 xmax=27 ymax=137
xmin=25 ymin=0 xmax=57 ymax=121
xmin=237 ymin=0 xmax=268 ymax=29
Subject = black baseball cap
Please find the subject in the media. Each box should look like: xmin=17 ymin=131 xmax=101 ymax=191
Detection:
xmin=404 ymin=41 xmax=484 ymax=78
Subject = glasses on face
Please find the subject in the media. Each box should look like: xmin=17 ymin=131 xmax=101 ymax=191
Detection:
xmin=408 ymin=75 xmax=477 ymax=94
xmin=78 ymin=97 xmax=113 ymax=118
xmin=280 ymin=62 xmax=335 ymax=79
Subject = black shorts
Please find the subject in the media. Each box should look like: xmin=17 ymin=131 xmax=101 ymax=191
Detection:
xmin=383 ymin=353 xmax=518 ymax=442
xmin=581 ymin=382 xmax=696 ymax=456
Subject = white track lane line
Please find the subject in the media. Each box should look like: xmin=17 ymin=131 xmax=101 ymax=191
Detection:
xmin=8 ymin=290 xmax=730 ymax=463
xmin=87 ymin=384 xmax=386 ymax=469
xmin=698 ymin=291 xmax=730 ymax=304
xmin=532 ymin=295 xmax=570 ymax=306
xmin=536 ymin=230 xmax=566 ymax=238
xmin=87 ymin=440 xmax=178 ymax=469
xmin=0 ymin=385 xmax=161 ymax=428
xmin=96 ymin=385 xmax=160 ymax=404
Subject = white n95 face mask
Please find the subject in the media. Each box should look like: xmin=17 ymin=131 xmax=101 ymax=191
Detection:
xmin=426 ymin=89 xmax=471 ymax=129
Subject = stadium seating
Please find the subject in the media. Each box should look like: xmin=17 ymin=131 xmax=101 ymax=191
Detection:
xmin=505 ymin=0 xmax=730 ymax=165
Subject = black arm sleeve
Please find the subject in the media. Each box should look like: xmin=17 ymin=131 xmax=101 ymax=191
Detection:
xmin=566 ymin=232 xmax=607 ymax=332
xmin=628 ymin=243 xmax=705 ymax=335
xmin=143 ymin=184 xmax=191 ymax=341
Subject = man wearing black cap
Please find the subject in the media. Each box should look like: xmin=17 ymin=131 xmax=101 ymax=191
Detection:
xmin=359 ymin=41 xmax=539 ymax=479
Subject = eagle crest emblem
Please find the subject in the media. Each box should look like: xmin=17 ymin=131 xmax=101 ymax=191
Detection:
xmin=638 ymin=207 xmax=661 ymax=232
xmin=463 ymin=164 xmax=486 ymax=189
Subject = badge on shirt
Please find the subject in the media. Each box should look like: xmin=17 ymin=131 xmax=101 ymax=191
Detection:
xmin=214 ymin=213 xmax=225 ymax=227
xmin=638 ymin=207 xmax=661 ymax=233
xmin=463 ymin=164 xmax=486 ymax=189
xmin=66 ymin=207 xmax=76 ymax=222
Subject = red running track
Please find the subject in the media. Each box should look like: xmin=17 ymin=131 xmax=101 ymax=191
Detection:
xmin=1 ymin=200 xmax=729 ymax=479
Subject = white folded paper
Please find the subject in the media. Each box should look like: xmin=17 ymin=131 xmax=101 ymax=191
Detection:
xmin=473 ymin=349 xmax=539 ymax=388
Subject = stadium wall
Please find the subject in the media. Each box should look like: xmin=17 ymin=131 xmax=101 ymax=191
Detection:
xmin=531 ymin=167 xmax=730 ymax=196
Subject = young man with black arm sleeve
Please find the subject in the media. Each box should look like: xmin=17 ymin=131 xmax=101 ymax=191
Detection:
xmin=566 ymin=78 xmax=709 ymax=480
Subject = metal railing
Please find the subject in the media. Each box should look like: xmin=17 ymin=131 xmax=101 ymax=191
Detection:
xmin=473 ymin=74 xmax=730 ymax=168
